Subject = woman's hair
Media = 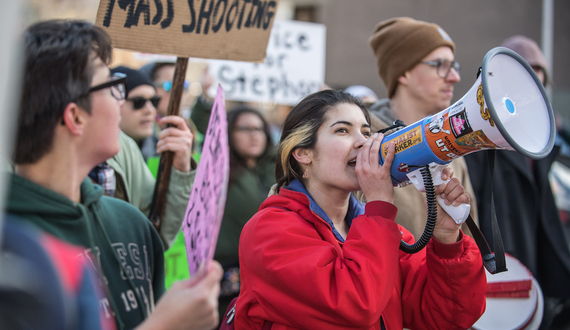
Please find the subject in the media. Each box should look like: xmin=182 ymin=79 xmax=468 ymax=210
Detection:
xmin=275 ymin=89 xmax=370 ymax=192
xmin=227 ymin=105 xmax=273 ymax=183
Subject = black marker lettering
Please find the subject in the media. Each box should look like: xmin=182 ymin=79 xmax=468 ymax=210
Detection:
xmin=212 ymin=0 xmax=228 ymax=33
xmin=161 ymin=0 xmax=174 ymax=28
xmin=103 ymin=0 xmax=116 ymax=27
xmin=225 ymin=0 xmax=239 ymax=31
xmin=262 ymin=1 xmax=276 ymax=29
xmin=252 ymin=77 xmax=262 ymax=95
xmin=118 ymin=0 xmax=136 ymax=27
xmin=267 ymin=77 xmax=279 ymax=98
xmin=237 ymin=0 xmax=251 ymax=29
xmin=244 ymin=0 xmax=259 ymax=27
xmin=298 ymin=33 xmax=309 ymax=51
xmin=196 ymin=0 xmax=214 ymax=34
xmin=182 ymin=0 xmax=197 ymax=32
xmin=251 ymin=0 xmax=266 ymax=28
xmin=219 ymin=66 xmax=235 ymax=93
xmin=123 ymin=0 xmax=150 ymax=28
xmin=151 ymin=0 xmax=163 ymax=25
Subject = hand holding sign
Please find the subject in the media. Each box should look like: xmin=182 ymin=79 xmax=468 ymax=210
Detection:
xmin=183 ymin=85 xmax=229 ymax=278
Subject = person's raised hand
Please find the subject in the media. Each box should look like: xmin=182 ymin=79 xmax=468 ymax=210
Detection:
xmin=356 ymin=132 xmax=395 ymax=204
xmin=432 ymin=172 xmax=469 ymax=244
xmin=137 ymin=261 xmax=223 ymax=330
xmin=157 ymin=116 xmax=194 ymax=173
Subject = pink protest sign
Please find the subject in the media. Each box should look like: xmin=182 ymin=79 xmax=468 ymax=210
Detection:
xmin=183 ymin=85 xmax=229 ymax=277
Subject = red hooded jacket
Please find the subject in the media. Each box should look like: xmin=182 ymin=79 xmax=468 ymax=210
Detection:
xmin=235 ymin=181 xmax=486 ymax=329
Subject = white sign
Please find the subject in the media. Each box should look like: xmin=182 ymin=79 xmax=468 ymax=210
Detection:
xmin=206 ymin=20 xmax=326 ymax=105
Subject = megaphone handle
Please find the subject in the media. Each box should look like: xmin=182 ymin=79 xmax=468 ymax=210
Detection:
xmin=436 ymin=195 xmax=470 ymax=224
xmin=407 ymin=164 xmax=470 ymax=224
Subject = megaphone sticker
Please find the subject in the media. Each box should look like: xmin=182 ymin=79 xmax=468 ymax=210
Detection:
xmin=450 ymin=109 xmax=473 ymax=138
xmin=456 ymin=130 xmax=498 ymax=150
xmin=477 ymin=83 xmax=495 ymax=127
xmin=381 ymin=125 xmax=423 ymax=156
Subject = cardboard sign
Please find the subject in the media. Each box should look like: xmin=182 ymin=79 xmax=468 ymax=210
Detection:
xmin=95 ymin=0 xmax=278 ymax=61
xmin=206 ymin=20 xmax=326 ymax=105
xmin=182 ymin=84 xmax=229 ymax=277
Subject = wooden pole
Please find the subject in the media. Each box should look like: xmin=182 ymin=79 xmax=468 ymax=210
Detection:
xmin=149 ymin=57 xmax=189 ymax=231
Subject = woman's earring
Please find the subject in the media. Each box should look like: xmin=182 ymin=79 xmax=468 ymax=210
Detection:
xmin=303 ymin=163 xmax=310 ymax=179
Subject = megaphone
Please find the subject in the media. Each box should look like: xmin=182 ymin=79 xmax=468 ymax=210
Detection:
xmin=379 ymin=47 xmax=555 ymax=252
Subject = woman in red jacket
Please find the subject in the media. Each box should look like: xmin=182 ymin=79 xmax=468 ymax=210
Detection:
xmin=235 ymin=89 xmax=486 ymax=330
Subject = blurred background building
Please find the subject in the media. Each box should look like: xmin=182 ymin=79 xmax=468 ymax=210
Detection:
xmin=24 ymin=0 xmax=570 ymax=121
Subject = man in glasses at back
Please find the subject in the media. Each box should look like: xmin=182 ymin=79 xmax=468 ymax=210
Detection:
xmin=367 ymin=17 xmax=479 ymax=240
xmin=6 ymin=19 xmax=221 ymax=330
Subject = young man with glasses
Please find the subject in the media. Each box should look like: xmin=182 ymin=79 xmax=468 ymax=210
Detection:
xmin=6 ymin=19 xmax=221 ymax=330
xmin=367 ymin=16 xmax=479 ymax=240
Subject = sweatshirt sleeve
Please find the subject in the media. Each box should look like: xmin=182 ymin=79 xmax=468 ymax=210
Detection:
xmin=238 ymin=201 xmax=402 ymax=329
xmin=110 ymin=132 xmax=195 ymax=251
xmin=399 ymin=230 xmax=487 ymax=330
xmin=160 ymin=165 xmax=195 ymax=249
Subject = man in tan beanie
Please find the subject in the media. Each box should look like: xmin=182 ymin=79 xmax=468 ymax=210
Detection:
xmin=367 ymin=17 xmax=478 ymax=240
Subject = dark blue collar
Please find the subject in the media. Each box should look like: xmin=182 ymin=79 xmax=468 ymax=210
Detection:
xmin=285 ymin=179 xmax=365 ymax=242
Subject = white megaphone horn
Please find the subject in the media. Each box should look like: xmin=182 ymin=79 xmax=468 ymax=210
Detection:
xmin=378 ymin=47 xmax=556 ymax=253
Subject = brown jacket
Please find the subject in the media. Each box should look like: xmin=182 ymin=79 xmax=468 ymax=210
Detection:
xmin=368 ymin=99 xmax=478 ymax=239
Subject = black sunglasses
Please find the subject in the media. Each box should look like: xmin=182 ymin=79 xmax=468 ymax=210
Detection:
xmin=126 ymin=96 xmax=161 ymax=110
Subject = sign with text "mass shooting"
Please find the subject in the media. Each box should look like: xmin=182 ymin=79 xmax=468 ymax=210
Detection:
xmin=96 ymin=0 xmax=279 ymax=61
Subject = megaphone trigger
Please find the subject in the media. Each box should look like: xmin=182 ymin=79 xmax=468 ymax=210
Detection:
xmin=406 ymin=164 xmax=471 ymax=224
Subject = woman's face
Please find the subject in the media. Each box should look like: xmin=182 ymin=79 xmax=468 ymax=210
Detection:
xmin=305 ymin=103 xmax=371 ymax=192
xmin=232 ymin=112 xmax=267 ymax=162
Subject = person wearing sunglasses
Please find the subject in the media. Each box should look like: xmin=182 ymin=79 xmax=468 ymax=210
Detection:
xmin=366 ymin=17 xmax=479 ymax=242
xmin=106 ymin=66 xmax=196 ymax=249
xmin=139 ymin=61 xmax=190 ymax=119
xmin=110 ymin=66 xmax=160 ymax=145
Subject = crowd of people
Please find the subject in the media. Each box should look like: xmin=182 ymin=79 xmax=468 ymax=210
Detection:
xmin=2 ymin=12 xmax=570 ymax=330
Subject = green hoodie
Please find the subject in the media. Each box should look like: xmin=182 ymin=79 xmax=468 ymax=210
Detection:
xmin=6 ymin=173 xmax=166 ymax=330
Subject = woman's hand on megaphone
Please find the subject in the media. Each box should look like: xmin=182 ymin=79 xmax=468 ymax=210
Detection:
xmin=432 ymin=174 xmax=469 ymax=244
xmin=356 ymin=132 xmax=396 ymax=204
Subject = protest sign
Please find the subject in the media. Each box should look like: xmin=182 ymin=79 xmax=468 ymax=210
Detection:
xmin=183 ymin=85 xmax=229 ymax=277
xmin=206 ymin=20 xmax=326 ymax=105
xmin=95 ymin=0 xmax=278 ymax=61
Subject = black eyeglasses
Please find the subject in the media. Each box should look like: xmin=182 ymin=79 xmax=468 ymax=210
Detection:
xmin=419 ymin=59 xmax=461 ymax=79
xmin=126 ymin=96 xmax=161 ymax=110
xmin=235 ymin=126 xmax=265 ymax=134
xmin=88 ymin=72 xmax=127 ymax=100
xmin=63 ymin=73 xmax=127 ymax=125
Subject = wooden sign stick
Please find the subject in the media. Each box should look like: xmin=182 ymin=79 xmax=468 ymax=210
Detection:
xmin=149 ymin=57 xmax=189 ymax=231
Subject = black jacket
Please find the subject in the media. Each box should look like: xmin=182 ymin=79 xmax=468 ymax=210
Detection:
xmin=465 ymin=147 xmax=570 ymax=298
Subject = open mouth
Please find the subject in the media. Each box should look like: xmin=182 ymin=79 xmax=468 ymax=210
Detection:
xmin=348 ymin=159 xmax=357 ymax=167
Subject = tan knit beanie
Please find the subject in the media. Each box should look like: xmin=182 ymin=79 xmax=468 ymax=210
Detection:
xmin=369 ymin=17 xmax=455 ymax=98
